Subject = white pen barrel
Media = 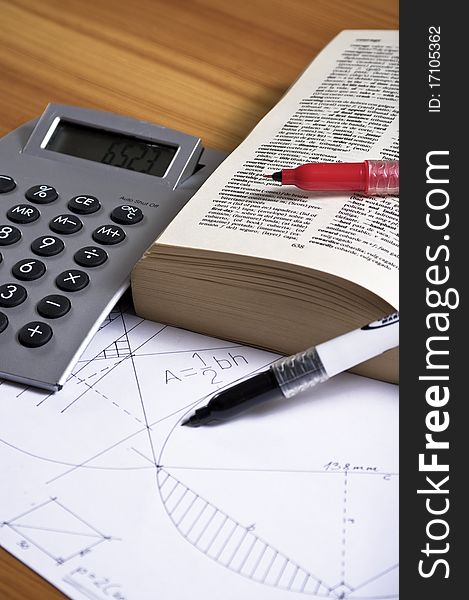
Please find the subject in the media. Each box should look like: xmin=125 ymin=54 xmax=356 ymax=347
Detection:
xmin=316 ymin=313 xmax=399 ymax=378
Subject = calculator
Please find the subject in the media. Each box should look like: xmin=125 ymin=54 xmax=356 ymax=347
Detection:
xmin=0 ymin=104 xmax=226 ymax=390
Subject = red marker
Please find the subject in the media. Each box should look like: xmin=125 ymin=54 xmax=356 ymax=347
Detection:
xmin=266 ymin=160 xmax=399 ymax=196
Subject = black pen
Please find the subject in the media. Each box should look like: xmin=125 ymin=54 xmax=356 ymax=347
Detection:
xmin=181 ymin=313 xmax=399 ymax=427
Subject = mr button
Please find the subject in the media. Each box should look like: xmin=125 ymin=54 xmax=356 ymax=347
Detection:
xmin=92 ymin=225 xmax=125 ymax=245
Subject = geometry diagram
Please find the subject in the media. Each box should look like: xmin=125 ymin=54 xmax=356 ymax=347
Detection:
xmin=156 ymin=386 xmax=399 ymax=599
xmin=0 ymin=302 xmax=399 ymax=600
xmin=1 ymin=497 xmax=114 ymax=564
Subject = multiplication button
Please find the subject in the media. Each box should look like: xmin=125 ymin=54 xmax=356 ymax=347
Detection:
xmin=92 ymin=224 xmax=125 ymax=245
xmin=7 ymin=204 xmax=40 ymax=224
xmin=0 ymin=225 xmax=21 ymax=246
xmin=68 ymin=195 xmax=101 ymax=214
xmin=0 ymin=283 xmax=27 ymax=308
xmin=18 ymin=321 xmax=52 ymax=348
xmin=31 ymin=236 xmax=64 ymax=257
xmin=25 ymin=185 xmax=58 ymax=204
xmin=74 ymin=246 xmax=108 ymax=267
xmin=37 ymin=295 xmax=71 ymax=319
xmin=49 ymin=214 xmax=83 ymax=235
xmin=0 ymin=175 xmax=16 ymax=193
xmin=12 ymin=258 xmax=46 ymax=281
xmin=56 ymin=269 xmax=89 ymax=292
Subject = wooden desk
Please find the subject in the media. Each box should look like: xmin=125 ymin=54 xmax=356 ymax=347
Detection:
xmin=0 ymin=0 xmax=397 ymax=597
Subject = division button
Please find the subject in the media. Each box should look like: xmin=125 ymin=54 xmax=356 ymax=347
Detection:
xmin=37 ymin=294 xmax=71 ymax=319
xmin=18 ymin=321 xmax=53 ymax=348
xmin=12 ymin=258 xmax=46 ymax=281
xmin=56 ymin=269 xmax=89 ymax=292
xmin=0 ymin=312 xmax=8 ymax=334
xmin=111 ymin=205 xmax=144 ymax=225
xmin=7 ymin=204 xmax=40 ymax=224
xmin=25 ymin=184 xmax=58 ymax=204
xmin=0 ymin=283 xmax=27 ymax=308
xmin=0 ymin=224 xmax=21 ymax=246
xmin=49 ymin=214 xmax=83 ymax=234
xmin=0 ymin=175 xmax=16 ymax=193
xmin=74 ymin=246 xmax=108 ymax=267
xmin=68 ymin=195 xmax=101 ymax=215
xmin=92 ymin=224 xmax=126 ymax=245
xmin=31 ymin=235 xmax=64 ymax=257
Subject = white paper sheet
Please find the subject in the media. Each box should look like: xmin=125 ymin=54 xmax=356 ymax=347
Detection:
xmin=0 ymin=303 xmax=398 ymax=599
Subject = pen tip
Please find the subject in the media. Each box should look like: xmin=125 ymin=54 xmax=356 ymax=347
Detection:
xmin=263 ymin=173 xmax=273 ymax=179
xmin=181 ymin=415 xmax=199 ymax=427
xmin=270 ymin=171 xmax=282 ymax=182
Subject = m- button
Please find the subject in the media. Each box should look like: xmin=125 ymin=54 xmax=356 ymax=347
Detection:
xmin=49 ymin=214 xmax=83 ymax=235
xmin=92 ymin=224 xmax=126 ymax=245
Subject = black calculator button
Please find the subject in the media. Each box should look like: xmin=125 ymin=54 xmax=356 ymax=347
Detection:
xmin=68 ymin=195 xmax=101 ymax=215
xmin=25 ymin=185 xmax=58 ymax=204
xmin=0 ymin=175 xmax=16 ymax=194
xmin=56 ymin=269 xmax=89 ymax=292
xmin=0 ymin=225 xmax=21 ymax=246
xmin=49 ymin=214 xmax=83 ymax=235
xmin=111 ymin=205 xmax=144 ymax=225
xmin=37 ymin=294 xmax=71 ymax=319
xmin=0 ymin=312 xmax=8 ymax=333
xmin=74 ymin=246 xmax=108 ymax=267
xmin=18 ymin=321 xmax=52 ymax=348
xmin=92 ymin=224 xmax=126 ymax=245
xmin=0 ymin=283 xmax=27 ymax=308
xmin=12 ymin=258 xmax=46 ymax=281
xmin=31 ymin=236 xmax=64 ymax=257
xmin=7 ymin=204 xmax=40 ymax=224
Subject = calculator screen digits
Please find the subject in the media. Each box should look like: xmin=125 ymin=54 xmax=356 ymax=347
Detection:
xmin=46 ymin=121 xmax=178 ymax=177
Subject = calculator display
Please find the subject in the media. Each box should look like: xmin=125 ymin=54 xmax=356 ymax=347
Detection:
xmin=46 ymin=121 xmax=177 ymax=177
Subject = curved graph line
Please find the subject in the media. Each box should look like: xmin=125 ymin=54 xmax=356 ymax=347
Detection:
xmin=157 ymin=467 xmax=331 ymax=597
xmin=0 ymin=437 xmax=152 ymax=471
xmin=156 ymin=407 xmax=398 ymax=599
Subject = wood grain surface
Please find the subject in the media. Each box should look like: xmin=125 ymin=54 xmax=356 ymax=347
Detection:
xmin=0 ymin=0 xmax=398 ymax=598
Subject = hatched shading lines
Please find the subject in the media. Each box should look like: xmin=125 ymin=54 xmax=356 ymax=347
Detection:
xmin=157 ymin=468 xmax=323 ymax=595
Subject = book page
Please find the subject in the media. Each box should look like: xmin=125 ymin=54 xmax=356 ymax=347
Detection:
xmin=159 ymin=31 xmax=399 ymax=308
xmin=0 ymin=301 xmax=398 ymax=599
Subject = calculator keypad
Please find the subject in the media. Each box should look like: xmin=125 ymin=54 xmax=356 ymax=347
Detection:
xmin=25 ymin=185 xmax=58 ymax=204
xmin=2 ymin=176 xmax=144 ymax=358
xmin=18 ymin=321 xmax=52 ymax=347
xmin=7 ymin=204 xmax=40 ymax=224
xmin=0 ymin=283 xmax=27 ymax=307
xmin=0 ymin=225 xmax=21 ymax=245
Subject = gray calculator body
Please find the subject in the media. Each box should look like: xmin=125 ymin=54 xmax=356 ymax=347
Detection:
xmin=0 ymin=104 xmax=226 ymax=390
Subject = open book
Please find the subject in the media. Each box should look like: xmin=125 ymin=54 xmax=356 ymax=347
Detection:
xmin=131 ymin=30 xmax=399 ymax=383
